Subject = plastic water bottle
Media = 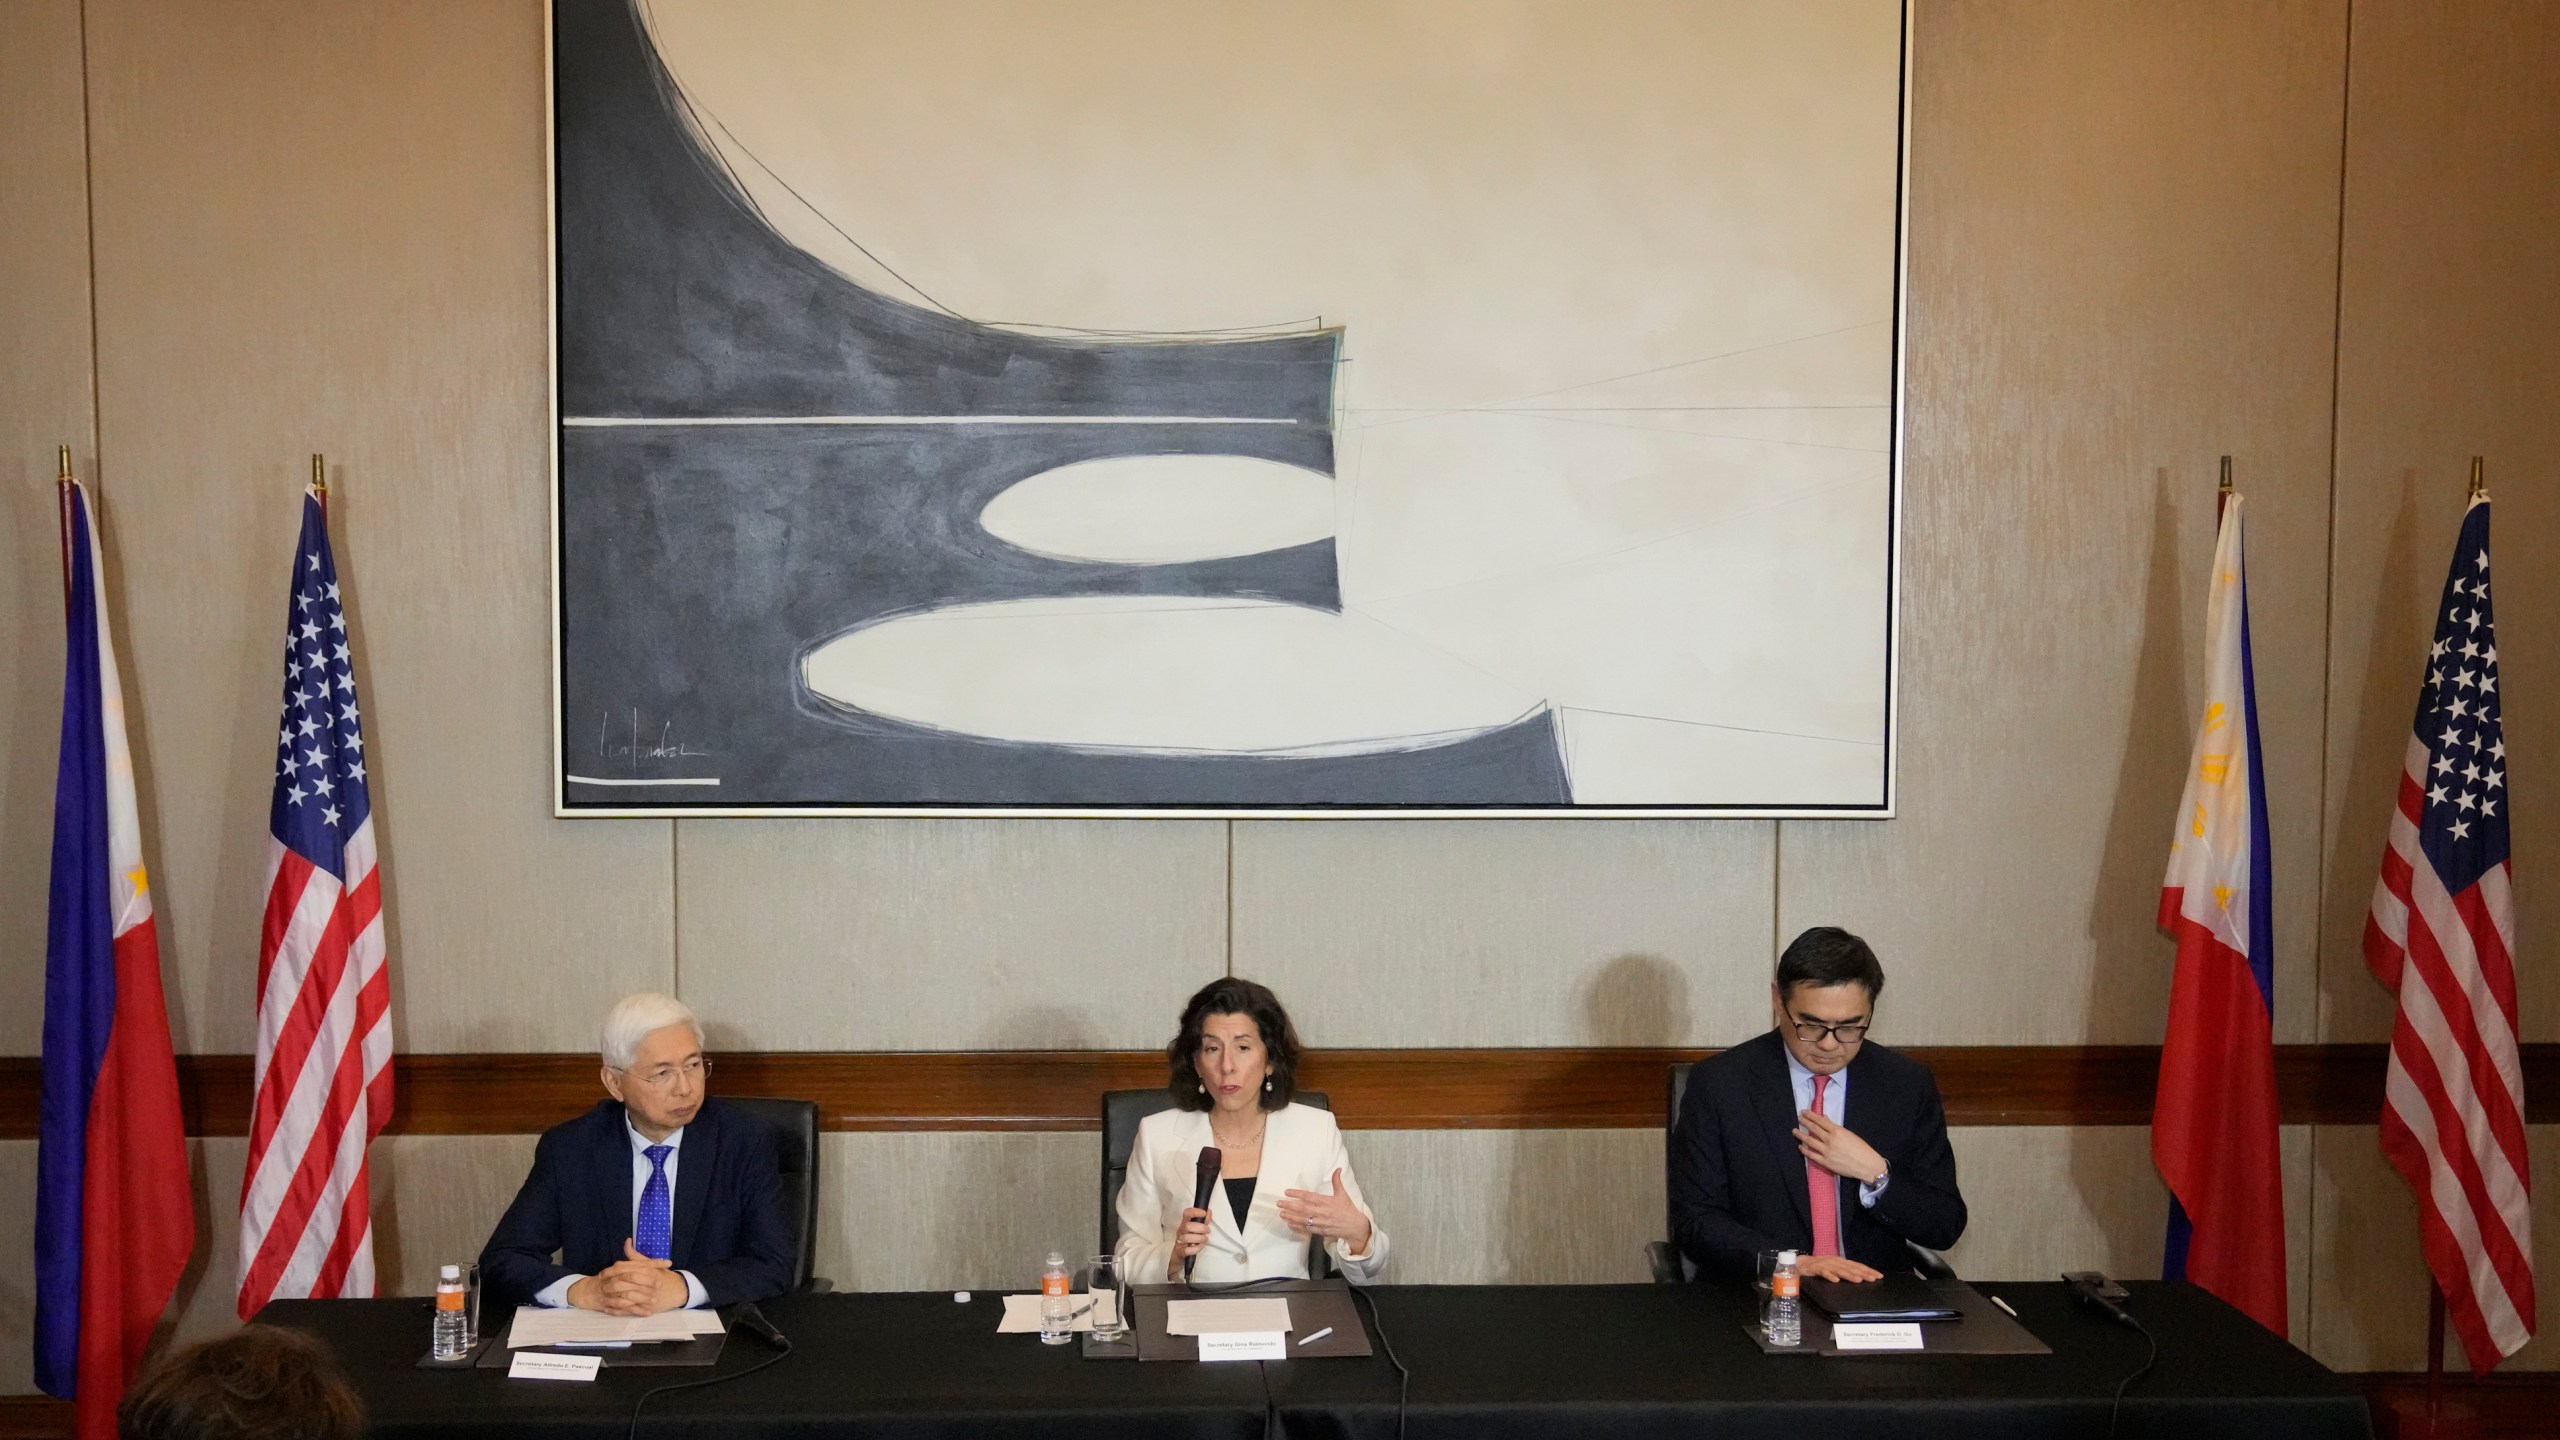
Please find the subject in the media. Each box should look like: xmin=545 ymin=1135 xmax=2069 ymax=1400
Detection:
xmin=1039 ymin=1251 xmax=1073 ymax=1345
xmin=433 ymin=1265 xmax=469 ymax=1359
xmin=1765 ymin=1250 xmax=1801 ymax=1347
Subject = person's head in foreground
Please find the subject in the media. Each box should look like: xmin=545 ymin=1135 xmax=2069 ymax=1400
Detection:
xmin=118 ymin=1323 xmax=363 ymax=1440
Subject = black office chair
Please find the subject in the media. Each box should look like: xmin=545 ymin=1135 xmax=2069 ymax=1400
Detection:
xmin=1101 ymin=1087 xmax=1332 ymax=1278
xmin=723 ymin=1095 xmax=830 ymax=1293
xmin=1645 ymin=1062 xmax=1955 ymax=1285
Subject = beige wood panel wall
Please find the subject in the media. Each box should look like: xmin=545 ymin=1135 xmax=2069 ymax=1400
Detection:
xmin=70 ymin=0 xmax=675 ymax=1053
xmin=2318 ymin=0 xmax=2560 ymax=1045
xmin=1233 ymin=820 xmax=1777 ymax=1047
xmin=1776 ymin=0 xmax=2351 ymax=1047
xmin=0 ymin=0 xmax=97 ymax=1055
xmin=677 ymin=819 xmax=1228 ymax=1050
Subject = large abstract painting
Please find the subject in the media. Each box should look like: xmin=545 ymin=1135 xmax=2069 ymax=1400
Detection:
xmin=552 ymin=0 xmax=1908 ymax=815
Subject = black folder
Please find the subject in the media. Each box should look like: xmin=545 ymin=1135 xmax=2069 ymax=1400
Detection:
xmin=1802 ymin=1273 xmax=1964 ymax=1322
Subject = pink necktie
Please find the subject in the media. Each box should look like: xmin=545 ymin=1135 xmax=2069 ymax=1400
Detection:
xmin=1807 ymin=1073 xmax=1840 ymax=1256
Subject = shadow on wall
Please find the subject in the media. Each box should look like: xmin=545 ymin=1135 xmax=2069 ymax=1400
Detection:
xmin=2070 ymin=464 xmax=2193 ymax=1283
xmin=155 ymin=1140 xmax=223 ymax=1358
xmin=984 ymin=1007 xmax=1104 ymax=1053
xmin=2320 ymin=467 xmax=2422 ymax=1041
xmin=1497 ymin=954 xmax=1693 ymax=1283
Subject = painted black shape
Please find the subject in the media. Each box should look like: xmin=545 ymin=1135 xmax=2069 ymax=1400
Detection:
xmin=553 ymin=0 xmax=1562 ymax=806
xmin=560 ymin=425 xmax=1566 ymax=805
xmin=555 ymin=0 xmax=1338 ymax=420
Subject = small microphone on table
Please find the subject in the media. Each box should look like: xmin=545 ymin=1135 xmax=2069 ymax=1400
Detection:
xmin=730 ymin=1301 xmax=790 ymax=1350
xmin=2066 ymin=1273 xmax=2138 ymax=1330
xmin=1186 ymin=1146 xmax=1223 ymax=1280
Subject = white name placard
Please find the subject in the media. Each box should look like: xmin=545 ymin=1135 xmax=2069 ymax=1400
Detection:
xmin=1196 ymin=1331 xmax=1289 ymax=1362
xmin=507 ymin=1351 xmax=604 ymax=1382
xmin=1829 ymin=1323 xmax=1926 ymax=1352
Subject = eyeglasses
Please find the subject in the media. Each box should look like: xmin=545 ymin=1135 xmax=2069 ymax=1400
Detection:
xmin=617 ymin=1056 xmax=711 ymax=1090
xmin=1786 ymin=1013 xmax=1869 ymax=1045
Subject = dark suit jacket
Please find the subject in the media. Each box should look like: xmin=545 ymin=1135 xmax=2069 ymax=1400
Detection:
xmin=479 ymin=1097 xmax=795 ymax=1312
xmin=1669 ymin=1030 xmax=1967 ymax=1280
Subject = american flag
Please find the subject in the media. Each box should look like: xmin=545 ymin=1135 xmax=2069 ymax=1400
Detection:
xmin=2364 ymin=493 xmax=2531 ymax=1371
xmin=236 ymin=489 xmax=393 ymax=1317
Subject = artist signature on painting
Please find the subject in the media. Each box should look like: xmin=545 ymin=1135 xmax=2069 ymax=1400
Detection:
xmin=596 ymin=709 xmax=714 ymax=764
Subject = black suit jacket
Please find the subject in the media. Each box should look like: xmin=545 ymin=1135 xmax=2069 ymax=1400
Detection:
xmin=1669 ymin=1030 xmax=1966 ymax=1280
xmin=479 ymin=1096 xmax=795 ymax=1312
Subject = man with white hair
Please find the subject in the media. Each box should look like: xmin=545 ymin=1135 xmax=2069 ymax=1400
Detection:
xmin=479 ymin=992 xmax=793 ymax=1314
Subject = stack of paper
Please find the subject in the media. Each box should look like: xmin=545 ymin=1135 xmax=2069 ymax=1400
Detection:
xmin=505 ymin=1307 xmax=726 ymax=1348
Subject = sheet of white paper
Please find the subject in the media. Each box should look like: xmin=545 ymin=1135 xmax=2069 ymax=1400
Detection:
xmin=1829 ymin=1322 xmax=1926 ymax=1351
xmin=505 ymin=1306 xmax=723 ymax=1348
xmin=996 ymin=1294 xmax=1097 ymax=1333
xmin=1165 ymin=1298 xmax=1294 ymax=1336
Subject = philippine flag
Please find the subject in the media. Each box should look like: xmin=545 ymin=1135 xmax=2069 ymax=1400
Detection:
xmin=2152 ymin=488 xmax=2287 ymax=1334
xmin=35 ymin=479 xmax=194 ymax=1440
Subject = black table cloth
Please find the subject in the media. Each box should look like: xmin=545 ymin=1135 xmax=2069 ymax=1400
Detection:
xmin=261 ymin=1281 xmax=2370 ymax=1440
xmin=1267 ymin=1282 xmax=2372 ymax=1440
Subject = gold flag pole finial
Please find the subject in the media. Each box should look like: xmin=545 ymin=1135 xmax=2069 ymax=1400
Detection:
xmin=311 ymin=453 xmax=327 ymax=513
xmin=2468 ymin=456 xmax=2486 ymax=501
xmin=55 ymin=444 xmax=77 ymax=608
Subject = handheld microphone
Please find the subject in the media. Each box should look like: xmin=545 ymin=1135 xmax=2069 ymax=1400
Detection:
xmin=1186 ymin=1147 xmax=1223 ymax=1279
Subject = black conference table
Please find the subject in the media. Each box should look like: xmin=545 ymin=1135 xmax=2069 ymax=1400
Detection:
xmin=261 ymin=1281 xmax=2372 ymax=1440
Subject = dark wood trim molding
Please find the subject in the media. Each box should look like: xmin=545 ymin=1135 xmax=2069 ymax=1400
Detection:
xmin=1 ymin=1044 xmax=2551 ymax=1139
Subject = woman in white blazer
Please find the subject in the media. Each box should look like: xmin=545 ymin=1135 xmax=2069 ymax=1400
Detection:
xmin=1115 ymin=978 xmax=1388 ymax=1285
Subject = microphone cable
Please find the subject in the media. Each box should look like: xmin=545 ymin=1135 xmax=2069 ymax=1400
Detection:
xmin=626 ymin=1303 xmax=793 ymax=1440
xmin=2106 ymin=1317 xmax=2159 ymax=1440
xmin=1179 ymin=1274 xmax=1296 ymax=1295
xmin=1349 ymin=1284 xmax=1409 ymax=1440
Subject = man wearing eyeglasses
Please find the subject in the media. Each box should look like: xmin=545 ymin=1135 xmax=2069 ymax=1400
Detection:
xmin=480 ymin=991 xmax=794 ymax=1315
xmin=1669 ymin=927 xmax=1967 ymax=1282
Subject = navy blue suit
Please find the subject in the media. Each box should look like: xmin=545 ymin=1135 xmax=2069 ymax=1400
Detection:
xmin=1670 ymin=1030 xmax=1967 ymax=1280
xmin=480 ymin=1097 xmax=794 ymax=1312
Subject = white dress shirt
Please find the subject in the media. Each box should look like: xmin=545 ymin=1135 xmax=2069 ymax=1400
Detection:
xmin=1783 ymin=1050 xmax=1888 ymax=1209
xmin=534 ymin=1119 xmax=711 ymax=1309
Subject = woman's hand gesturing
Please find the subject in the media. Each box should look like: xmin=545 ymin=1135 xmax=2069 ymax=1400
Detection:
xmin=1278 ymin=1169 xmax=1374 ymax=1254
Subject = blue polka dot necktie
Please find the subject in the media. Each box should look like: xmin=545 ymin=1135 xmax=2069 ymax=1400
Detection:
xmin=636 ymin=1145 xmax=673 ymax=1261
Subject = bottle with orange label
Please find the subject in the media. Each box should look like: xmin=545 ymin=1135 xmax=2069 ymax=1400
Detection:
xmin=433 ymin=1264 xmax=469 ymax=1359
xmin=1039 ymin=1251 xmax=1073 ymax=1345
xmin=1766 ymin=1250 xmax=1801 ymax=1347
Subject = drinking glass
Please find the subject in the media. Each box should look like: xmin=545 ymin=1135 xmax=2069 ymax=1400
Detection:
xmin=461 ymin=1261 xmax=483 ymax=1348
xmin=1753 ymin=1249 xmax=1784 ymax=1297
xmin=1085 ymin=1254 xmax=1128 ymax=1343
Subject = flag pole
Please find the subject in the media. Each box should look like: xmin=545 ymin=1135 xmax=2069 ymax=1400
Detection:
xmin=311 ymin=452 xmax=327 ymax=516
xmin=2217 ymin=455 xmax=2234 ymax=522
xmin=2425 ymin=1282 xmax=2446 ymax=1435
xmin=2469 ymin=455 xmax=2486 ymax=502
xmin=56 ymin=444 xmax=76 ymax=611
